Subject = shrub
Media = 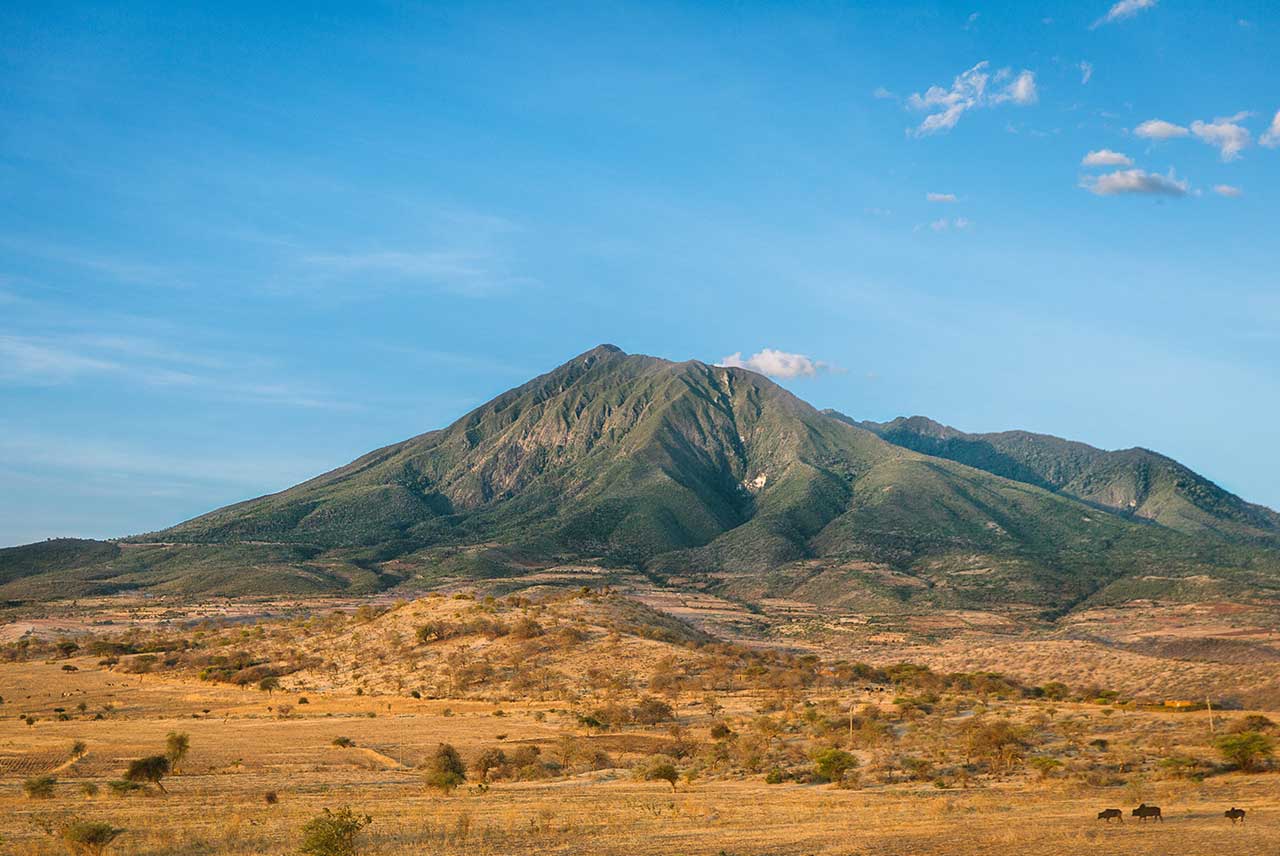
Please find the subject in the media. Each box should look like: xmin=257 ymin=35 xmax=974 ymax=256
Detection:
xmin=298 ymin=807 xmax=372 ymax=856
xmin=165 ymin=732 xmax=190 ymax=773
xmin=80 ymin=782 xmax=100 ymax=798
xmin=709 ymin=722 xmax=735 ymax=740
xmin=106 ymin=780 xmax=143 ymax=796
xmin=264 ymin=791 xmax=279 ymax=805
xmin=123 ymin=755 xmax=170 ymax=792
xmin=1215 ymin=731 xmax=1275 ymax=772
xmin=71 ymin=740 xmax=88 ymax=759
xmin=24 ymin=774 xmax=56 ymax=798
xmin=811 ymin=748 xmax=858 ymax=785
xmin=424 ymin=743 xmax=466 ymax=793
xmin=60 ymin=819 xmax=124 ymax=856
xmin=642 ymin=760 xmax=679 ymax=791
xmin=1028 ymin=756 xmax=1063 ymax=779
xmin=332 ymin=737 xmax=356 ymax=748
xmin=472 ymin=747 xmax=507 ymax=781
xmin=632 ymin=696 xmax=675 ymax=725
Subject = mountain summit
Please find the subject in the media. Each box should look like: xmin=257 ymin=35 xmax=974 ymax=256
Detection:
xmin=3 ymin=346 xmax=1279 ymax=612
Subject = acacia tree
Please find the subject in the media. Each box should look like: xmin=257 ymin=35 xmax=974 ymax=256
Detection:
xmin=1216 ymin=731 xmax=1275 ymax=772
xmin=124 ymin=756 xmax=171 ymax=793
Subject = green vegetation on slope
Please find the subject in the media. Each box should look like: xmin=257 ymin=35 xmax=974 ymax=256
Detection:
xmin=3 ymin=346 xmax=1279 ymax=611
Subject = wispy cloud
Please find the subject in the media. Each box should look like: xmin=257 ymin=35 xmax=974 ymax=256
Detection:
xmin=905 ymin=62 xmax=1037 ymax=137
xmin=1191 ymin=112 xmax=1252 ymax=161
xmin=926 ymin=192 xmax=958 ymax=203
xmin=1082 ymin=149 xmax=1133 ymax=167
xmin=1092 ymin=0 xmax=1158 ymax=29
xmin=0 ymin=334 xmax=348 ymax=409
xmin=1213 ymin=185 xmax=1243 ymax=197
xmin=718 ymin=348 xmax=833 ymax=379
xmin=1079 ymin=61 xmax=1094 ymax=84
xmin=1133 ymin=119 xmax=1189 ymax=140
xmin=1080 ymin=168 xmax=1189 ymax=197
xmin=295 ymin=250 xmax=535 ymax=297
xmin=1258 ymin=109 xmax=1280 ymax=148
xmin=0 ymin=237 xmax=182 ymax=288
xmin=925 ymin=217 xmax=973 ymax=232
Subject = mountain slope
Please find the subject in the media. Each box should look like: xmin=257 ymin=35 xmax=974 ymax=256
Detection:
xmin=839 ymin=413 xmax=1280 ymax=544
xmin=2 ymin=346 xmax=1279 ymax=612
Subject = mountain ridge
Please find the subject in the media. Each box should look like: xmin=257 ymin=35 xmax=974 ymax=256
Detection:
xmin=830 ymin=411 xmax=1280 ymax=544
xmin=3 ymin=345 xmax=1279 ymax=613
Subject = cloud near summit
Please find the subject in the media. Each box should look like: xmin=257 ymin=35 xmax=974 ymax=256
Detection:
xmin=718 ymin=348 xmax=832 ymax=379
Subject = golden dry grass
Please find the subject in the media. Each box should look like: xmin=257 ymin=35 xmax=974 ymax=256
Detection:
xmin=2 ymin=655 xmax=1279 ymax=855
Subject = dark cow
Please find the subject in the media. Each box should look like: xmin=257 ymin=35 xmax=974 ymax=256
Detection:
xmin=1225 ymin=808 xmax=1246 ymax=824
xmin=1132 ymin=803 xmax=1163 ymax=822
xmin=1097 ymin=808 xmax=1123 ymax=823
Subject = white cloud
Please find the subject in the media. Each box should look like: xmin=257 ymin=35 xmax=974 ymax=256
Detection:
xmin=1134 ymin=119 xmax=1189 ymax=140
xmin=993 ymin=70 xmax=1038 ymax=106
xmin=1082 ymin=149 xmax=1133 ymax=167
xmin=1080 ymin=168 xmax=1189 ymax=197
xmin=926 ymin=192 xmax=958 ymax=202
xmin=1191 ymin=112 xmax=1252 ymax=161
xmin=1259 ymin=109 xmax=1280 ymax=148
xmin=925 ymin=217 xmax=973 ymax=232
xmin=718 ymin=349 xmax=830 ymax=379
xmin=1079 ymin=61 xmax=1094 ymax=84
xmin=964 ymin=12 xmax=980 ymax=30
xmin=1213 ymin=184 xmax=1243 ymax=197
xmin=906 ymin=62 xmax=1038 ymax=136
xmin=1092 ymin=0 xmax=1158 ymax=29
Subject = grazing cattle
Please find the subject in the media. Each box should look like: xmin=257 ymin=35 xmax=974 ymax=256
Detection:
xmin=1097 ymin=808 xmax=1123 ymax=823
xmin=1225 ymin=808 xmax=1246 ymax=824
xmin=1132 ymin=803 xmax=1163 ymax=822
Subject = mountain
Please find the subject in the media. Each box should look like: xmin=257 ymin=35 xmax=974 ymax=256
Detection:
xmin=837 ymin=413 xmax=1280 ymax=544
xmin=3 ymin=345 xmax=1280 ymax=613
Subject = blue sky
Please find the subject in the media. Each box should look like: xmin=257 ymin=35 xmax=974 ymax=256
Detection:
xmin=2 ymin=0 xmax=1278 ymax=546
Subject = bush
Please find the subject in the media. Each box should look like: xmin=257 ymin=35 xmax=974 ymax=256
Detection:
xmin=60 ymin=820 xmax=124 ymax=856
xmin=106 ymin=780 xmax=143 ymax=797
xmin=1215 ymin=731 xmax=1275 ymax=771
xmin=642 ymin=760 xmax=679 ymax=791
xmin=123 ymin=756 xmax=170 ymax=792
xmin=424 ymin=743 xmax=466 ymax=793
xmin=332 ymin=736 xmax=356 ymax=748
xmin=298 ymin=807 xmax=372 ymax=856
xmin=632 ymin=697 xmax=675 ymax=725
xmin=24 ymin=774 xmax=56 ymax=798
xmin=811 ymin=748 xmax=858 ymax=785
xmin=165 ymin=732 xmax=190 ymax=773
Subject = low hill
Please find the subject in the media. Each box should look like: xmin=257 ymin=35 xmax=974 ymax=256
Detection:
xmin=3 ymin=346 xmax=1279 ymax=616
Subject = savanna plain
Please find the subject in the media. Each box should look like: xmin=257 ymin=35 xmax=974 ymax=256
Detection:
xmin=4 ymin=576 xmax=1280 ymax=856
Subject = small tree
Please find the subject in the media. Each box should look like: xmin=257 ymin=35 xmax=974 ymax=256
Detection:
xmin=165 ymin=732 xmax=190 ymax=774
xmin=298 ymin=807 xmax=372 ymax=856
xmin=424 ymin=743 xmax=466 ymax=794
xmin=71 ymin=740 xmax=88 ymax=760
xmin=258 ymin=676 xmax=281 ymax=694
xmin=124 ymin=755 xmax=171 ymax=793
xmin=61 ymin=820 xmax=124 ymax=856
xmin=812 ymin=748 xmax=858 ymax=785
xmin=24 ymin=774 xmax=56 ymax=798
xmin=1216 ymin=731 xmax=1275 ymax=772
xmin=643 ymin=760 xmax=679 ymax=791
